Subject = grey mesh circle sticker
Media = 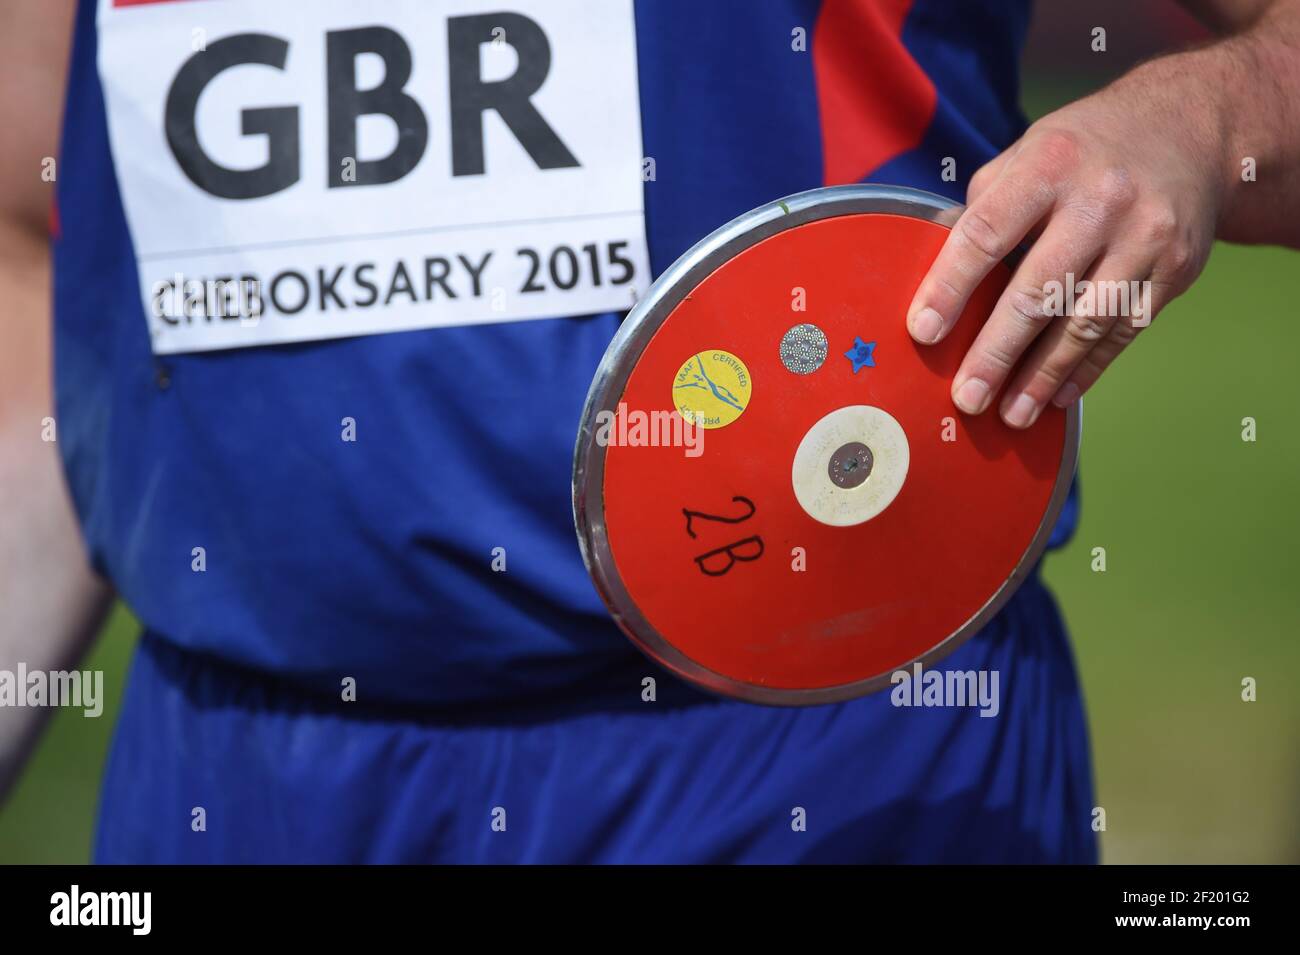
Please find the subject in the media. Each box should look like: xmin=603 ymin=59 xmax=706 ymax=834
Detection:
xmin=779 ymin=323 xmax=829 ymax=375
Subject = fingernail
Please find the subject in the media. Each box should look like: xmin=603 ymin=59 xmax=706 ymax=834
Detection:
xmin=909 ymin=307 xmax=944 ymax=344
xmin=953 ymin=378 xmax=991 ymax=414
xmin=1052 ymin=382 xmax=1080 ymax=408
xmin=1003 ymin=393 xmax=1041 ymax=429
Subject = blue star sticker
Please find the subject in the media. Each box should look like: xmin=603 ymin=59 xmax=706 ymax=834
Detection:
xmin=844 ymin=337 xmax=877 ymax=374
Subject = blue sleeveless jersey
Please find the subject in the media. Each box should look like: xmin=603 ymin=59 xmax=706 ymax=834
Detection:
xmin=54 ymin=0 xmax=1094 ymax=863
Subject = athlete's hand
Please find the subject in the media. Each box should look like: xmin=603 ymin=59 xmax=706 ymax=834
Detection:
xmin=907 ymin=54 xmax=1231 ymax=428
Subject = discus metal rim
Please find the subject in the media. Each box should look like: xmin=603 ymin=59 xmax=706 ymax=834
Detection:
xmin=572 ymin=184 xmax=1081 ymax=707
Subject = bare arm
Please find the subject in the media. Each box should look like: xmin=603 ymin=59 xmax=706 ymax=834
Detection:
xmin=0 ymin=0 xmax=111 ymax=800
xmin=907 ymin=0 xmax=1300 ymax=427
xmin=1193 ymin=0 xmax=1300 ymax=245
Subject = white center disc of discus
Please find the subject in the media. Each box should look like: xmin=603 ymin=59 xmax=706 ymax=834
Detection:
xmin=791 ymin=405 xmax=910 ymax=527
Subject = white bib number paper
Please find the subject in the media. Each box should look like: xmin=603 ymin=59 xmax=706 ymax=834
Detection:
xmin=96 ymin=0 xmax=650 ymax=354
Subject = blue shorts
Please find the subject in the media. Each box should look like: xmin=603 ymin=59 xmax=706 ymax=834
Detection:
xmin=94 ymin=572 xmax=1096 ymax=864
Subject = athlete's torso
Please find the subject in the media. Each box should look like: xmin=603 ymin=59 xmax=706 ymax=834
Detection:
xmin=55 ymin=0 xmax=1040 ymax=705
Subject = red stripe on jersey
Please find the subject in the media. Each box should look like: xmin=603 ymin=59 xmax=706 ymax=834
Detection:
xmin=812 ymin=0 xmax=937 ymax=185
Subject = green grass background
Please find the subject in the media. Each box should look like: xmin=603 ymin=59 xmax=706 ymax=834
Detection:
xmin=2 ymin=85 xmax=1297 ymax=864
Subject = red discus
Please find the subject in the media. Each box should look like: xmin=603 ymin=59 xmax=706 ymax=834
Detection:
xmin=573 ymin=185 xmax=1079 ymax=705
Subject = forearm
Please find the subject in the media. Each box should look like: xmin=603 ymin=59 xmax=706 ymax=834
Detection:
xmin=0 ymin=220 xmax=112 ymax=799
xmin=1130 ymin=0 xmax=1300 ymax=246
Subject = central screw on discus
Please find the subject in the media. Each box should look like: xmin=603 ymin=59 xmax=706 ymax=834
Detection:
xmin=828 ymin=441 xmax=874 ymax=489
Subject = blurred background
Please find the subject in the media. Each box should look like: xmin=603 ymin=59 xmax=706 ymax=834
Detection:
xmin=2 ymin=0 xmax=1297 ymax=863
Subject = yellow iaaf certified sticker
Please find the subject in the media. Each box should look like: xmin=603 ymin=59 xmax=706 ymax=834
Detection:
xmin=672 ymin=350 xmax=752 ymax=429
